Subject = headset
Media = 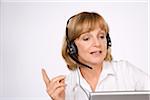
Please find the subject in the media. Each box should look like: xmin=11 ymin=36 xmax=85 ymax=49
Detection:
xmin=66 ymin=16 xmax=112 ymax=69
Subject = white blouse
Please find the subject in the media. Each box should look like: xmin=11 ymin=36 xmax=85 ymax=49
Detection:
xmin=65 ymin=60 xmax=149 ymax=100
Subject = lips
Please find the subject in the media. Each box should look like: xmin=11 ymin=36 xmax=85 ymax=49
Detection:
xmin=90 ymin=50 xmax=102 ymax=55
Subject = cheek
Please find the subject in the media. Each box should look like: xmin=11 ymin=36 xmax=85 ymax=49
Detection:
xmin=104 ymin=46 xmax=108 ymax=54
xmin=76 ymin=42 xmax=91 ymax=56
xmin=77 ymin=44 xmax=89 ymax=53
xmin=103 ymin=48 xmax=107 ymax=56
xmin=101 ymin=41 xmax=107 ymax=49
xmin=101 ymin=42 xmax=108 ymax=56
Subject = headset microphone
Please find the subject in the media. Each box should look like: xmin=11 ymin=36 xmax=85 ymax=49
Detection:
xmin=69 ymin=53 xmax=92 ymax=69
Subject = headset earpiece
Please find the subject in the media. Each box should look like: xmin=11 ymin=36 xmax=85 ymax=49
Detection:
xmin=66 ymin=25 xmax=78 ymax=56
xmin=68 ymin=41 xmax=78 ymax=56
xmin=106 ymin=33 xmax=112 ymax=48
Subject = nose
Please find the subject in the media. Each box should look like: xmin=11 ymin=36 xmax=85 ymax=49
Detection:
xmin=93 ymin=38 xmax=101 ymax=47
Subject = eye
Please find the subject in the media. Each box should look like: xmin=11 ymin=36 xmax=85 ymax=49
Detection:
xmin=100 ymin=36 xmax=105 ymax=39
xmin=98 ymin=35 xmax=105 ymax=39
xmin=83 ymin=37 xmax=90 ymax=41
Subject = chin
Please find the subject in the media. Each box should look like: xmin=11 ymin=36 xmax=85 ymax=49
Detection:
xmin=79 ymin=56 xmax=105 ymax=64
xmin=89 ymin=59 xmax=104 ymax=65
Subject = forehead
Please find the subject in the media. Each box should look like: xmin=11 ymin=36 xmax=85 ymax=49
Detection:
xmin=80 ymin=28 xmax=106 ymax=37
xmin=82 ymin=19 xmax=105 ymax=31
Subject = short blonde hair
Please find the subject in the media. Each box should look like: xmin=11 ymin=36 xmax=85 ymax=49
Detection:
xmin=62 ymin=12 xmax=112 ymax=70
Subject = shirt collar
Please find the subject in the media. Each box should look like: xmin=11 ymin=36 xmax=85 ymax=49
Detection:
xmin=103 ymin=61 xmax=116 ymax=75
xmin=99 ymin=61 xmax=116 ymax=82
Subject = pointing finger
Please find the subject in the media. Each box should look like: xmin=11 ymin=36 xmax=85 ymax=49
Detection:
xmin=41 ymin=68 xmax=50 ymax=87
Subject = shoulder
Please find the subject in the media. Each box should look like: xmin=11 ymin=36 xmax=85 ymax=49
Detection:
xmin=111 ymin=60 xmax=146 ymax=75
xmin=65 ymin=69 xmax=79 ymax=96
xmin=65 ymin=69 xmax=78 ymax=87
xmin=111 ymin=60 xmax=148 ymax=82
xmin=109 ymin=60 xmax=149 ymax=90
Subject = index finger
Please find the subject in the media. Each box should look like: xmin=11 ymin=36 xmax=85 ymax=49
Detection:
xmin=41 ymin=68 xmax=50 ymax=87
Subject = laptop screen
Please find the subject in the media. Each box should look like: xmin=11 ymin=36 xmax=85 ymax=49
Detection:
xmin=89 ymin=91 xmax=150 ymax=100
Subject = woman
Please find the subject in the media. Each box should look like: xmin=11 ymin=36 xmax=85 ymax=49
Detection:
xmin=42 ymin=12 xmax=149 ymax=100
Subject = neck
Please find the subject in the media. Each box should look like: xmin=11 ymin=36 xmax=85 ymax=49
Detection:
xmin=79 ymin=63 xmax=103 ymax=91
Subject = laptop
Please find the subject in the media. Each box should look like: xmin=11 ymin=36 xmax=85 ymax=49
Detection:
xmin=89 ymin=91 xmax=150 ymax=100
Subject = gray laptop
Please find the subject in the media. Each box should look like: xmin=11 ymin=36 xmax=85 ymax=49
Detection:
xmin=89 ymin=91 xmax=150 ymax=100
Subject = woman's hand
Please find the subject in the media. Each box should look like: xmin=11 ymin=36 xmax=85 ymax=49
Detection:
xmin=41 ymin=69 xmax=66 ymax=100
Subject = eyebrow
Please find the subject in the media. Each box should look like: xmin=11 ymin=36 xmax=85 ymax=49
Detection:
xmin=79 ymin=31 xmax=105 ymax=39
xmin=88 ymin=31 xmax=106 ymax=35
xmin=98 ymin=32 xmax=105 ymax=35
xmin=98 ymin=30 xmax=105 ymax=34
xmin=80 ymin=29 xmax=106 ymax=37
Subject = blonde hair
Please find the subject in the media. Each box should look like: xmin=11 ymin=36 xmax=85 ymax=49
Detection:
xmin=62 ymin=12 xmax=112 ymax=70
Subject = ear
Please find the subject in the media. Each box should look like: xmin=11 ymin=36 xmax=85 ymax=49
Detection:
xmin=74 ymin=39 xmax=78 ymax=46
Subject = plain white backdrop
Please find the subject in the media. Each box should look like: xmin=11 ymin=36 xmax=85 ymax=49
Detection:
xmin=0 ymin=0 xmax=149 ymax=99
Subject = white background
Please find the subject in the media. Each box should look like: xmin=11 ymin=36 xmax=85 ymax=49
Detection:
xmin=0 ymin=0 xmax=149 ymax=99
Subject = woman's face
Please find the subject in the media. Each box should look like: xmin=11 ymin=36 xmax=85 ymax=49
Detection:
xmin=75 ymin=28 xmax=107 ymax=66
